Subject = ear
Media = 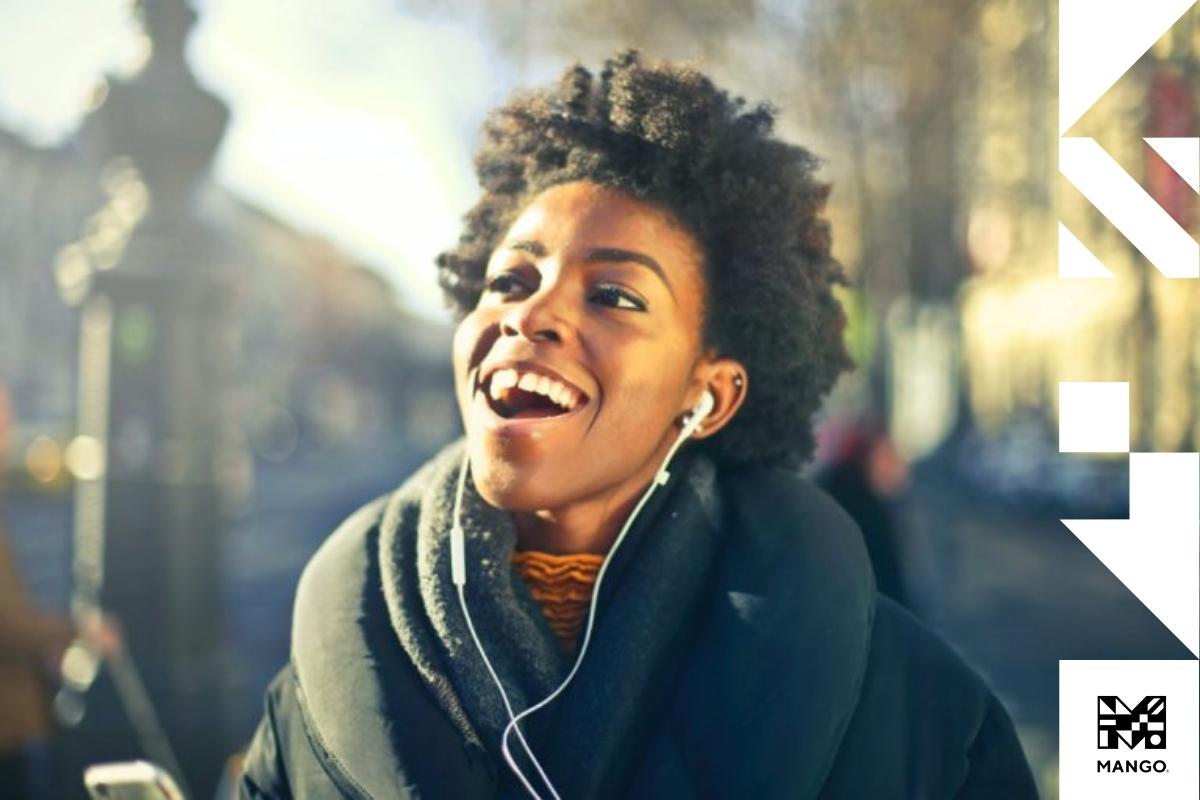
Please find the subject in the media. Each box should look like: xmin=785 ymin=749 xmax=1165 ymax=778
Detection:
xmin=683 ymin=356 xmax=748 ymax=440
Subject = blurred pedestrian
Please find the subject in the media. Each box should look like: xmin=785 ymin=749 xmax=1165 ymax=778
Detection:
xmin=814 ymin=417 xmax=912 ymax=608
xmin=0 ymin=386 xmax=122 ymax=800
xmin=0 ymin=526 xmax=75 ymax=800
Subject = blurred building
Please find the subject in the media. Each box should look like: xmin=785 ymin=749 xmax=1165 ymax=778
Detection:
xmin=959 ymin=0 xmax=1198 ymax=454
xmin=785 ymin=0 xmax=1197 ymax=465
xmin=0 ymin=1 xmax=454 ymax=795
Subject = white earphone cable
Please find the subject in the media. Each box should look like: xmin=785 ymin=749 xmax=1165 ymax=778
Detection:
xmin=454 ymin=394 xmax=711 ymax=799
xmin=452 ymin=452 xmax=558 ymax=800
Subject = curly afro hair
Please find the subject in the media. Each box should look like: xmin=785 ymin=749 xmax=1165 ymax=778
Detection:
xmin=437 ymin=51 xmax=851 ymax=466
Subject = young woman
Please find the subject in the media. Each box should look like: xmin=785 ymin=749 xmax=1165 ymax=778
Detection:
xmin=239 ymin=52 xmax=1038 ymax=799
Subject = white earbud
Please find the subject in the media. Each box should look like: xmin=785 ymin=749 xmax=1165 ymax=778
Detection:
xmin=684 ymin=389 xmax=716 ymax=436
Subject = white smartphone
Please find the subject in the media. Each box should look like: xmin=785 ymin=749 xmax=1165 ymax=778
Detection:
xmin=83 ymin=761 xmax=187 ymax=800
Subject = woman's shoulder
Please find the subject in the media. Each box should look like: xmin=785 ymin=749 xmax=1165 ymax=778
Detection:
xmin=863 ymin=595 xmax=997 ymax=719
xmin=294 ymin=494 xmax=390 ymax=607
xmin=286 ymin=461 xmax=427 ymax=669
xmin=718 ymin=461 xmax=1026 ymax=734
xmin=239 ymin=663 xmax=364 ymax=798
xmin=823 ymin=595 xmax=1039 ymax=798
xmin=700 ymin=461 xmax=1037 ymax=796
xmin=711 ymin=459 xmax=876 ymax=632
xmin=298 ymin=444 xmax=462 ymax=593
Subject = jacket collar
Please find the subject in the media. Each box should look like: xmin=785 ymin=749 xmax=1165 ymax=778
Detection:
xmin=682 ymin=460 xmax=878 ymax=797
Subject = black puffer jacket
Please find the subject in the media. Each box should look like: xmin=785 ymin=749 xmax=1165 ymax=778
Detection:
xmin=239 ymin=442 xmax=1038 ymax=799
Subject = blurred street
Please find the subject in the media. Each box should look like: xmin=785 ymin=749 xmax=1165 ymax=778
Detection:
xmin=3 ymin=440 xmax=444 ymax=797
xmin=902 ymin=457 xmax=1193 ymax=796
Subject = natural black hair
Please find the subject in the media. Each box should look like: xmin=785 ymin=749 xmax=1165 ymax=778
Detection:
xmin=436 ymin=51 xmax=851 ymax=466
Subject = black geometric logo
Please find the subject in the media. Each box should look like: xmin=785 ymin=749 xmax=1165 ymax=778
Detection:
xmin=1098 ymin=696 xmax=1166 ymax=749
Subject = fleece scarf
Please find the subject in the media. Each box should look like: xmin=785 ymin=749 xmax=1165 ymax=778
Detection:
xmin=378 ymin=439 xmax=726 ymax=799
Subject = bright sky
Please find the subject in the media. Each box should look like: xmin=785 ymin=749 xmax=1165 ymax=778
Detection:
xmin=0 ymin=0 xmax=146 ymax=145
xmin=0 ymin=0 xmax=524 ymax=320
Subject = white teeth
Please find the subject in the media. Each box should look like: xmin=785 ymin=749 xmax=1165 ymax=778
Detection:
xmin=489 ymin=369 xmax=518 ymax=399
xmin=495 ymin=369 xmax=518 ymax=390
xmin=485 ymin=367 xmax=583 ymax=411
xmin=547 ymin=382 xmax=576 ymax=410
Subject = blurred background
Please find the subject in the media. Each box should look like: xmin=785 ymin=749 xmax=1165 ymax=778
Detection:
xmin=0 ymin=1 xmax=1196 ymax=798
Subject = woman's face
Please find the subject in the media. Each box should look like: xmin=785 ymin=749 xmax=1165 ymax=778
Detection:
xmin=452 ymin=181 xmax=716 ymax=514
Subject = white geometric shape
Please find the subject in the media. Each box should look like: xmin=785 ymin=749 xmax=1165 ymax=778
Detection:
xmin=1061 ymin=661 xmax=1199 ymax=799
xmin=1059 ymin=223 xmax=1115 ymax=277
xmin=1130 ymin=451 xmax=1200 ymax=521
xmin=1059 ymin=381 xmax=1130 ymax=453
xmin=1060 ymin=0 xmax=1197 ymax=134
xmin=1062 ymin=453 xmax=1200 ymax=657
xmin=1060 ymin=137 xmax=1200 ymax=278
xmin=1145 ymin=137 xmax=1200 ymax=191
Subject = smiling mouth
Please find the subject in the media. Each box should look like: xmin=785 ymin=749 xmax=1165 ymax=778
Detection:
xmin=478 ymin=367 xmax=588 ymax=420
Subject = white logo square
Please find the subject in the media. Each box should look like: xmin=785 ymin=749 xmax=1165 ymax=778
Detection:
xmin=1061 ymin=661 xmax=1198 ymax=799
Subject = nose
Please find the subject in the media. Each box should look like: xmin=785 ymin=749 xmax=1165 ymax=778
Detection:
xmin=499 ymin=284 xmax=572 ymax=344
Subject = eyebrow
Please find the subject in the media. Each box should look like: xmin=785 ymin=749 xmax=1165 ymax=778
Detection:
xmin=504 ymin=240 xmax=677 ymax=302
xmin=507 ymin=240 xmax=546 ymax=257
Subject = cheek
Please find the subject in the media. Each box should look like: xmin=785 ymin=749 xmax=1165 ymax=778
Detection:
xmin=598 ymin=356 xmax=690 ymax=431
xmin=451 ymin=316 xmax=482 ymax=401
xmin=451 ymin=320 xmax=471 ymax=373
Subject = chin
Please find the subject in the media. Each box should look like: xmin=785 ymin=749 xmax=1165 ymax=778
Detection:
xmin=467 ymin=436 xmax=559 ymax=512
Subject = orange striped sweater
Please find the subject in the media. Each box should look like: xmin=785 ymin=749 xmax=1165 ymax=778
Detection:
xmin=511 ymin=550 xmax=605 ymax=655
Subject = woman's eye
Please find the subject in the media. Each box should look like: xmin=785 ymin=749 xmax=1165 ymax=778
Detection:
xmin=590 ymin=284 xmax=647 ymax=311
xmin=484 ymin=272 xmax=530 ymax=296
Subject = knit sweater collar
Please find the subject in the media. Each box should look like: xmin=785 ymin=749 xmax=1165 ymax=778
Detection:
xmin=511 ymin=549 xmax=605 ymax=655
